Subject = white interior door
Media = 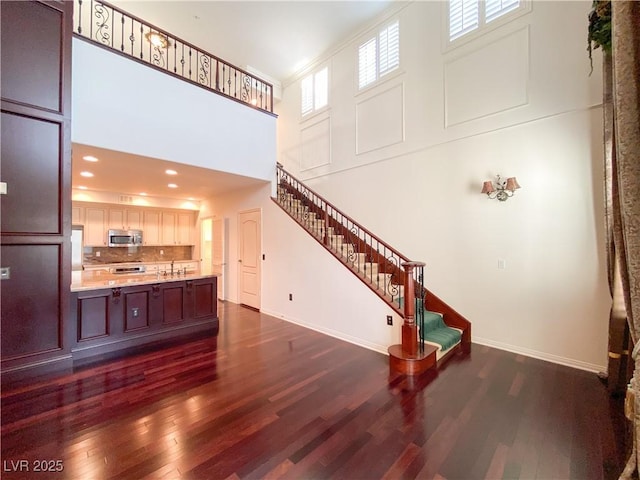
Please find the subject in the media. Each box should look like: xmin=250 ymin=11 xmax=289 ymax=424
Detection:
xmin=238 ymin=209 xmax=261 ymax=309
xmin=201 ymin=217 xmax=213 ymax=274
xmin=212 ymin=217 xmax=226 ymax=300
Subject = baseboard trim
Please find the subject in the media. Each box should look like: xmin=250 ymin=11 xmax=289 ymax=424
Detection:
xmin=473 ymin=336 xmax=606 ymax=373
xmin=259 ymin=310 xmax=606 ymax=373
xmin=1 ymin=354 xmax=73 ymax=385
xmin=260 ymin=308 xmax=389 ymax=356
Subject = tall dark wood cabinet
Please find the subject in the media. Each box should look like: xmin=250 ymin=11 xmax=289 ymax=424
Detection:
xmin=1 ymin=0 xmax=73 ymax=381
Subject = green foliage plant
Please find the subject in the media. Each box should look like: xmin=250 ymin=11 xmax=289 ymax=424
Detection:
xmin=587 ymin=0 xmax=612 ymax=74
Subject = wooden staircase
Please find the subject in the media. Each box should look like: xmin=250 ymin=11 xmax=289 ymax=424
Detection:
xmin=273 ymin=164 xmax=471 ymax=375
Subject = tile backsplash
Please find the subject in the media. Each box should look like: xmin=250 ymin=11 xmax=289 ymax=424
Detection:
xmin=84 ymin=245 xmax=193 ymax=265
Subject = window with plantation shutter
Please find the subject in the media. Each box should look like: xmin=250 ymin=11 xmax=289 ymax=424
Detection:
xmin=449 ymin=0 xmax=479 ymax=41
xmin=485 ymin=0 xmax=520 ymax=22
xmin=301 ymin=75 xmax=313 ymax=116
xmin=358 ymin=20 xmax=400 ymax=90
xmin=379 ymin=21 xmax=399 ymax=76
xmin=358 ymin=38 xmax=377 ymax=89
xmin=301 ymin=66 xmax=328 ymax=116
xmin=448 ymin=0 xmax=523 ymax=42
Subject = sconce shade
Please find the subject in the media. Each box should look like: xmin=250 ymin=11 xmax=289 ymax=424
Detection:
xmin=505 ymin=177 xmax=521 ymax=191
xmin=481 ymin=181 xmax=495 ymax=194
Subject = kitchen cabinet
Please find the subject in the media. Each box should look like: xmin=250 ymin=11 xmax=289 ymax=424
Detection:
xmin=70 ymin=276 xmax=219 ymax=361
xmin=177 ymin=212 xmax=194 ymax=245
xmin=143 ymin=210 xmax=161 ymax=245
xmin=72 ymin=202 xmax=196 ymax=247
xmin=85 ymin=207 xmax=107 ymax=246
xmin=109 ymin=207 xmax=142 ymax=230
xmin=72 ymin=205 xmax=84 ymax=225
xmin=127 ymin=209 xmax=142 ymax=230
xmin=161 ymin=211 xmax=177 ymax=245
xmin=162 ymin=211 xmax=194 ymax=245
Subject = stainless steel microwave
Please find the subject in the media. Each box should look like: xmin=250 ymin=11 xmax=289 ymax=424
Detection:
xmin=108 ymin=229 xmax=143 ymax=247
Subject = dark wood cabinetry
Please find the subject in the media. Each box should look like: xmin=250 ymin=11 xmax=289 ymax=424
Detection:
xmin=1 ymin=1 xmax=73 ymax=380
xmin=71 ymin=277 xmax=219 ymax=361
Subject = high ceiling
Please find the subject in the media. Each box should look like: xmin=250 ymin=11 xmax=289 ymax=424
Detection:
xmin=109 ymin=0 xmax=401 ymax=82
xmin=74 ymin=0 xmax=403 ymax=200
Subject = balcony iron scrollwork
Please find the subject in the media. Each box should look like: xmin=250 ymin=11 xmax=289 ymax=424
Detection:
xmin=198 ymin=55 xmax=210 ymax=86
xmin=73 ymin=0 xmax=274 ymax=114
xmin=94 ymin=3 xmax=111 ymax=46
xmin=151 ymin=45 xmax=165 ymax=68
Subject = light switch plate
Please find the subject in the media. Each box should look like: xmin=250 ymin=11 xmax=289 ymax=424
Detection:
xmin=0 ymin=267 xmax=10 ymax=280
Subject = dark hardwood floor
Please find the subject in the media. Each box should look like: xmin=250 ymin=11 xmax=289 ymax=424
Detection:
xmin=1 ymin=302 xmax=628 ymax=479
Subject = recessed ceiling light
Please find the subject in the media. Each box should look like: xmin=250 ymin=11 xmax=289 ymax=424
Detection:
xmin=165 ymin=169 xmax=178 ymax=175
xmin=139 ymin=192 xmax=147 ymax=196
xmin=78 ymin=186 xmax=88 ymax=190
xmin=168 ymin=183 xmax=178 ymax=188
xmin=82 ymin=155 xmax=99 ymax=162
xmin=80 ymin=171 xmax=94 ymax=177
xmin=188 ymin=197 xmax=195 ymax=201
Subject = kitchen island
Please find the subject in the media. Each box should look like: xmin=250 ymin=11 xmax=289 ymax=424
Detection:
xmin=70 ymin=270 xmax=219 ymax=362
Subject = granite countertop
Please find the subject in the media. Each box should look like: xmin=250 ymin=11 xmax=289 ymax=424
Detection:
xmin=71 ymin=269 xmax=219 ymax=292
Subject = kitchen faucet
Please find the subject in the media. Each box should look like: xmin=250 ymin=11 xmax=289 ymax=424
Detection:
xmin=170 ymin=260 xmax=174 ymax=276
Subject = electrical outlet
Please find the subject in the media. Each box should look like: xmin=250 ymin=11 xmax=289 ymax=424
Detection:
xmin=132 ymin=307 xmax=139 ymax=318
xmin=289 ymin=293 xmax=293 ymax=301
xmin=95 ymin=251 xmax=100 ymax=257
xmin=160 ymin=249 xmax=164 ymax=255
xmin=387 ymin=315 xmax=393 ymax=326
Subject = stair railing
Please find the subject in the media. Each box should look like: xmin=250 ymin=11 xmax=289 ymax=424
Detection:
xmin=73 ymin=0 xmax=274 ymax=114
xmin=276 ymin=164 xmax=428 ymax=355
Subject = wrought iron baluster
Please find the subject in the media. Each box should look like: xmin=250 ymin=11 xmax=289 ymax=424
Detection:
xmin=180 ymin=44 xmax=185 ymax=76
xmin=139 ymin=24 xmax=143 ymax=59
xmin=78 ymin=0 xmax=83 ymax=34
xmin=188 ymin=48 xmax=192 ymax=78
xmin=129 ymin=18 xmax=134 ymax=55
xmin=234 ymin=70 xmax=238 ymax=98
xmin=173 ymin=41 xmax=177 ymax=73
xmin=120 ymin=14 xmax=124 ymax=51
xmin=90 ymin=0 xmax=93 ymax=39
xmin=260 ymin=83 xmax=264 ymax=109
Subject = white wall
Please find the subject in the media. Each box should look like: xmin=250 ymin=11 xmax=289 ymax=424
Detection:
xmin=276 ymin=1 xmax=609 ymax=371
xmin=72 ymin=38 xmax=276 ymax=182
xmin=202 ymin=183 xmax=404 ymax=353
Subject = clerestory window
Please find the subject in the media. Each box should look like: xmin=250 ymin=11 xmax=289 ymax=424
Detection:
xmin=358 ymin=20 xmax=399 ymax=90
xmin=301 ymin=66 xmax=328 ymax=116
xmin=449 ymin=0 xmax=521 ymax=41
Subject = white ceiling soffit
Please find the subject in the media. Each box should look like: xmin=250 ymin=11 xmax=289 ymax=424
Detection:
xmin=72 ymin=143 xmax=267 ymax=200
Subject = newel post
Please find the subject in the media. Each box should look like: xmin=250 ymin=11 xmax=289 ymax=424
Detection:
xmin=400 ymin=261 xmax=424 ymax=356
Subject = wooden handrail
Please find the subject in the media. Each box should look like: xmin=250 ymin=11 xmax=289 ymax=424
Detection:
xmin=275 ymin=164 xmax=471 ymax=374
xmin=276 ymin=165 xmax=411 ymax=264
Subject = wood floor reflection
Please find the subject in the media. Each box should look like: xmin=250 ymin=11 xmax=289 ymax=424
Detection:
xmin=1 ymin=302 xmax=627 ymax=479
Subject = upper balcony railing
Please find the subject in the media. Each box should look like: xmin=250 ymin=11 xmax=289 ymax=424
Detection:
xmin=73 ymin=0 xmax=274 ymax=114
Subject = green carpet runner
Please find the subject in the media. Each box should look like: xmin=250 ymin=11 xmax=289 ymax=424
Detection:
xmin=398 ymin=298 xmax=461 ymax=351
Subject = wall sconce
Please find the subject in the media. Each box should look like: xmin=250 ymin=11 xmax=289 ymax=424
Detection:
xmin=145 ymin=30 xmax=171 ymax=49
xmin=481 ymin=175 xmax=521 ymax=201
